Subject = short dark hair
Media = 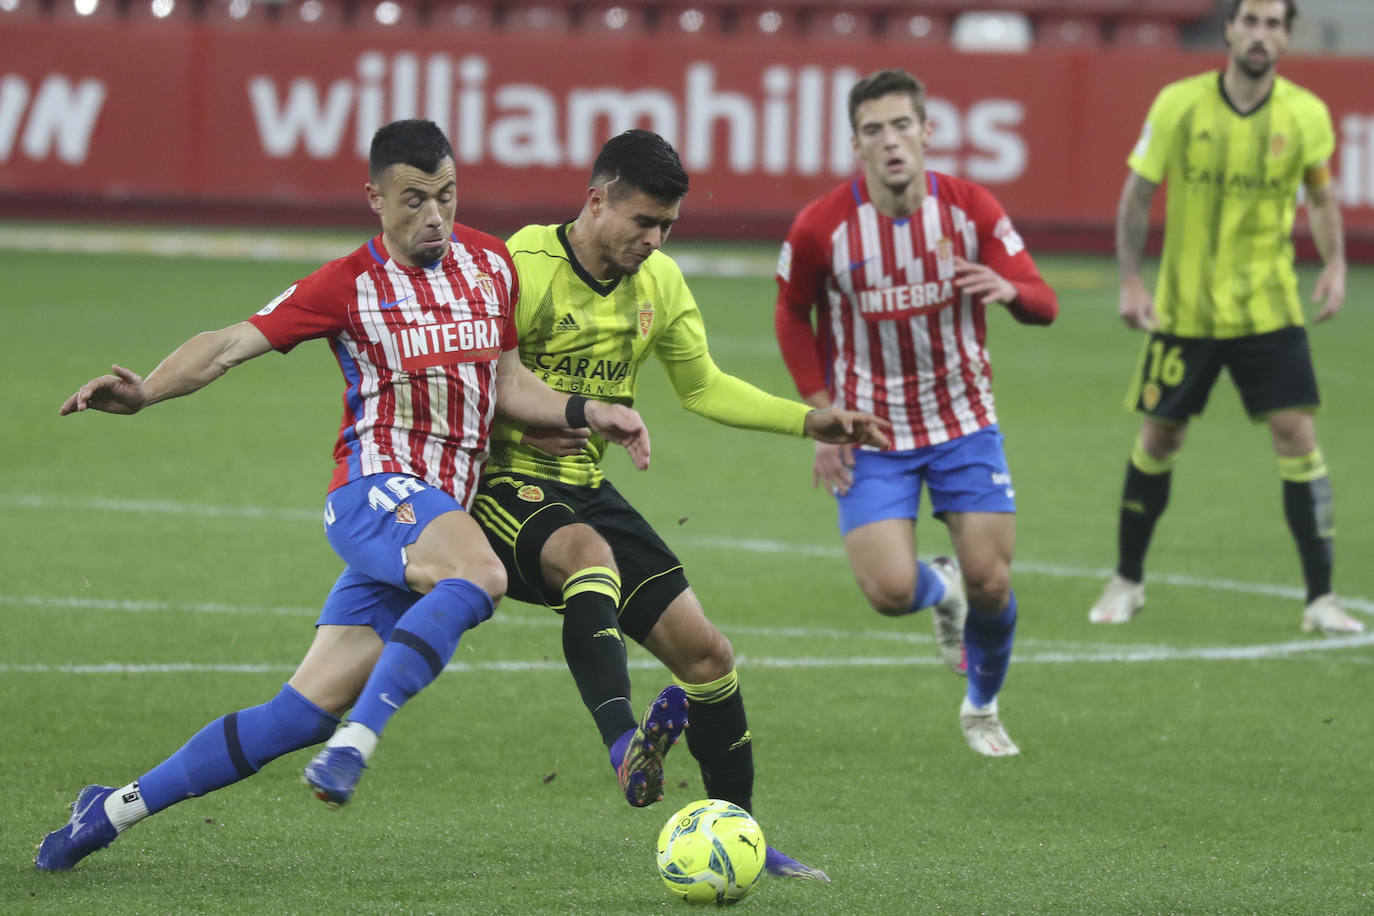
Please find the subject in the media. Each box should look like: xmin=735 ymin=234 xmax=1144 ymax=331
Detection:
xmin=848 ymin=68 xmax=926 ymax=133
xmin=369 ymin=119 xmax=454 ymax=181
xmin=1225 ymin=0 xmax=1297 ymax=31
xmin=589 ymin=129 xmax=689 ymax=203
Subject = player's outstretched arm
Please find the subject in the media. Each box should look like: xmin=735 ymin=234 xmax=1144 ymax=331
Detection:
xmin=803 ymin=407 xmax=891 ymax=450
xmin=494 ymin=351 xmax=650 ymax=469
xmin=59 ymin=321 xmax=273 ymax=416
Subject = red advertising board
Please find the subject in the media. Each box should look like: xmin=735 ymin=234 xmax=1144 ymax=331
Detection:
xmin=2 ymin=21 xmax=1372 ymax=252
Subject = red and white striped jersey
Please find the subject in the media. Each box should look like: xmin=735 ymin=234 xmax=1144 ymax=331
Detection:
xmin=248 ymin=227 xmax=518 ymax=506
xmin=775 ymin=172 xmax=1056 ymax=451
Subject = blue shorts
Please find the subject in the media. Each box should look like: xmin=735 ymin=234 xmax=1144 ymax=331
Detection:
xmin=837 ymin=425 xmax=1016 ymax=536
xmin=316 ymin=474 xmax=465 ymax=637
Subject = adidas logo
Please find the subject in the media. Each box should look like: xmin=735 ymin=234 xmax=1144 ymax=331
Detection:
xmin=554 ymin=312 xmax=580 ymax=332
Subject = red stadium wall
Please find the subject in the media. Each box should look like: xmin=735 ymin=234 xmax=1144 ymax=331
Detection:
xmin=3 ymin=21 xmax=1373 ymax=256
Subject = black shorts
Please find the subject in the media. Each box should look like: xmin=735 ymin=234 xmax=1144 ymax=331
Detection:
xmin=1125 ymin=326 xmax=1320 ymax=423
xmin=471 ymin=474 xmax=690 ymax=643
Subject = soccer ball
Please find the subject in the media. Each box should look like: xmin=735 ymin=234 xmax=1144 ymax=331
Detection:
xmin=655 ymin=798 xmax=766 ymax=905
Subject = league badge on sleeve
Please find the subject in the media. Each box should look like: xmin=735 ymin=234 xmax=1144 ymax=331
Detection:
xmin=256 ymin=284 xmax=298 ymax=316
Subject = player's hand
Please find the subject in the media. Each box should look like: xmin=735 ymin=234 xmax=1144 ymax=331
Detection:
xmin=952 ymin=257 xmax=1016 ymax=306
xmin=1310 ymin=259 xmax=1346 ymax=323
xmin=59 ymin=364 xmax=149 ymax=416
xmin=520 ymin=425 xmax=592 ymax=457
xmin=813 ymin=441 xmax=856 ymax=496
xmin=803 ymin=407 xmax=891 ymax=449
xmin=585 ymin=401 xmax=651 ymax=470
xmin=1118 ymin=276 xmax=1157 ymax=330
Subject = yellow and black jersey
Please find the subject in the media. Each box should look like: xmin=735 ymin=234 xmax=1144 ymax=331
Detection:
xmin=1129 ymin=71 xmax=1335 ymax=338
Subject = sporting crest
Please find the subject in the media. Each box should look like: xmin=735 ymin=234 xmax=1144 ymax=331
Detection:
xmin=394 ymin=502 xmax=417 ymax=525
xmin=517 ymin=485 xmax=545 ymax=502
xmin=474 ymin=272 xmax=497 ymax=301
xmin=935 ymin=237 xmax=955 ymax=275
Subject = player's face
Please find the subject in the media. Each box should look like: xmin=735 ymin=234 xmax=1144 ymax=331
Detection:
xmin=367 ymin=158 xmax=458 ymax=267
xmin=1225 ymin=0 xmax=1290 ymax=78
xmin=852 ymin=93 xmax=930 ymax=195
xmin=586 ymin=186 xmax=680 ymax=279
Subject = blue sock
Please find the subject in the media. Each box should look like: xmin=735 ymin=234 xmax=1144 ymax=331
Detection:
xmin=965 ymin=590 xmax=1018 ymax=708
xmin=909 ymin=560 xmax=948 ymax=612
xmin=140 ymin=684 xmax=338 ymax=814
xmin=609 ymin=728 xmax=634 ymax=772
xmin=348 ymin=578 xmax=493 ymax=736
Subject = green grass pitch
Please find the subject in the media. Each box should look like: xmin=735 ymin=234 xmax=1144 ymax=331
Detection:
xmin=2 ymin=229 xmax=1371 ymax=914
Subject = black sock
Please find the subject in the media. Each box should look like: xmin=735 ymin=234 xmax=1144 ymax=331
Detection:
xmin=1118 ymin=460 xmax=1171 ymax=583
xmin=681 ymin=671 xmax=754 ymax=814
xmin=560 ymin=568 xmax=634 ymax=747
xmin=1283 ymin=476 xmax=1334 ymax=603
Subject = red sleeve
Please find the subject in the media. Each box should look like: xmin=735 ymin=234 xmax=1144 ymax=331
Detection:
xmin=246 ymin=255 xmax=356 ymax=353
xmin=773 ymin=206 xmax=831 ymax=399
xmin=971 ymin=186 xmax=1058 ymax=326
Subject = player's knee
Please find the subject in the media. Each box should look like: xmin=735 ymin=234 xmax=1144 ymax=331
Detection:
xmin=674 ymin=628 xmax=735 ymax=684
xmin=461 ymin=551 xmax=508 ymax=603
xmin=542 ymin=523 xmax=617 ymax=587
xmin=964 ymin=566 xmax=1011 ymax=615
xmin=856 ymin=574 xmax=915 ymax=617
xmin=414 ymin=549 xmax=508 ymax=602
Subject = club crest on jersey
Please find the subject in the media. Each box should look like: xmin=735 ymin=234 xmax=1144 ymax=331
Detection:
xmin=1270 ymin=132 xmax=1287 ymax=158
xmin=935 ymin=237 xmax=955 ymax=275
xmin=638 ymin=303 xmax=654 ymax=338
xmin=394 ymin=502 xmax=417 ymax=525
xmin=474 ymin=272 xmax=496 ymax=301
xmin=517 ymin=485 xmax=545 ymax=502
xmin=396 ymin=317 xmax=502 ymax=370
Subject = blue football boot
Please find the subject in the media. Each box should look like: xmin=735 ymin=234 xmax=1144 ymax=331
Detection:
xmin=765 ymin=845 xmax=830 ymax=881
xmin=614 ymin=685 xmax=689 ymax=807
xmin=36 ymin=785 xmax=118 ymax=871
xmin=303 ymin=746 xmax=367 ymax=808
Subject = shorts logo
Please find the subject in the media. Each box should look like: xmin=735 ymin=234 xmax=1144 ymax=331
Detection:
xmin=394 ymin=502 xmax=417 ymax=525
xmin=1142 ymin=382 xmax=1162 ymax=411
xmin=517 ymin=485 xmax=545 ymax=502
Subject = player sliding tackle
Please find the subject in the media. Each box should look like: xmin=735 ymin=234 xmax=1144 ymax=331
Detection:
xmin=36 ymin=119 xmax=651 ymax=871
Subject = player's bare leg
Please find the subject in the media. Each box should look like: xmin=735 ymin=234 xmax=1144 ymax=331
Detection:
xmin=844 ymin=518 xmax=967 ymax=673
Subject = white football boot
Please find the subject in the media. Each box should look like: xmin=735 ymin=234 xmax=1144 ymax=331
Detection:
xmin=929 ymin=556 xmax=968 ymax=676
xmin=1301 ymin=594 xmax=1365 ymax=635
xmin=1088 ymin=574 xmax=1145 ymax=624
xmin=959 ymin=696 xmax=1020 ymax=757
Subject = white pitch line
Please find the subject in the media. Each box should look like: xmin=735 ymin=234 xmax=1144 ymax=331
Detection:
xmin=4 ymin=493 xmax=1372 ymax=671
xmin=4 ymin=489 xmax=1371 ymax=618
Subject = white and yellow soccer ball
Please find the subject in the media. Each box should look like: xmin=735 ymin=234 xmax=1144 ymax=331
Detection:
xmin=655 ymin=798 xmax=766 ymax=905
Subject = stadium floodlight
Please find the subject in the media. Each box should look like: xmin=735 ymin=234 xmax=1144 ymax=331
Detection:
xmin=373 ymin=0 xmax=401 ymax=24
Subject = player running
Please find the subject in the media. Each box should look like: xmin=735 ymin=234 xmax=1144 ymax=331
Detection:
xmin=774 ymin=68 xmax=1058 ymax=756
